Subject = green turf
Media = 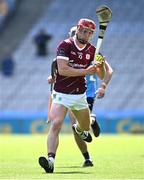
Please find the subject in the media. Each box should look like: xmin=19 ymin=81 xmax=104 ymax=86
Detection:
xmin=0 ymin=134 xmax=143 ymax=179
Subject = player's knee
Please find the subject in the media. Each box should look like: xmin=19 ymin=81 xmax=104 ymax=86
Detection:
xmin=51 ymin=119 xmax=62 ymax=132
xmin=81 ymin=125 xmax=90 ymax=131
xmin=85 ymin=126 xmax=90 ymax=131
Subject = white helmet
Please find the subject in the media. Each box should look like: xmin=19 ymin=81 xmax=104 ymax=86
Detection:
xmin=69 ymin=26 xmax=77 ymax=37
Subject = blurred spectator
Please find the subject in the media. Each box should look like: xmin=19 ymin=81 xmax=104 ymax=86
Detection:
xmin=0 ymin=0 xmax=8 ymax=16
xmin=0 ymin=0 xmax=18 ymax=30
xmin=33 ymin=28 xmax=52 ymax=57
xmin=1 ymin=52 xmax=15 ymax=76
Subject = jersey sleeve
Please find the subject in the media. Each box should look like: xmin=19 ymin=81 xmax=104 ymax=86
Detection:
xmin=56 ymin=40 xmax=70 ymax=61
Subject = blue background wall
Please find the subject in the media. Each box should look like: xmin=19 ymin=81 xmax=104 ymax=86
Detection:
xmin=0 ymin=111 xmax=144 ymax=134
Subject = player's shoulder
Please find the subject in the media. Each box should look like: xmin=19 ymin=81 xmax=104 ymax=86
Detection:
xmin=58 ymin=37 xmax=73 ymax=45
xmin=57 ymin=38 xmax=73 ymax=50
xmin=86 ymin=42 xmax=96 ymax=54
xmin=88 ymin=42 xmax=96 ymax=50
xmin=64 ymin=37 xmax=73 ymax=43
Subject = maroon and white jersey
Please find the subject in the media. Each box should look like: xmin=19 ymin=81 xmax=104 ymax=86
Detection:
xmin=54 ymin=37 xmax=96 ymax=94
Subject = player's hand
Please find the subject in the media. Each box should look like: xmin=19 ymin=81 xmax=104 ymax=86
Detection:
xmin=86 ymin=65 xmax=96 ymax=75
xmin=95 ymin=82 xmax=107 ymax=98
xmin=95 ymin=87 xmax=105 ymax=99
xmin=47 ymin=75 xmax=55 ymax=84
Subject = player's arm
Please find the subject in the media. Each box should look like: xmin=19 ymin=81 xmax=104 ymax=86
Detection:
xmin=47 ymin=75 xmax=55 ymax=84
xmin=103 ymin=60 xmax=113 ymax=85
xmin=96 ymin=60 xmax=113 ymax=98
xmin=94 ymin=63 xmax=105 ymax=80
xmin=47 ymin=59 xmax=57 ymax=84
xmin=57 ymin=58 xmax=96 ymax=77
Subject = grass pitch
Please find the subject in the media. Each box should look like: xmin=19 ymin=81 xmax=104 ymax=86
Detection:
xmin=0 ymin=134 xmax=143 ymax=179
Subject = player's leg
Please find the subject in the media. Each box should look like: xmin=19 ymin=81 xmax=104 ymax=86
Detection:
xmin=48 ymin=103 xmax=67 ymax=153
xmin=39 ymin=103 xmax=68 ymax=173
xmin=73 ymin=130 xmax=94 ymax=167
xmin=73 ymin=108 xmax=90 ymax=130
xmin=87 ymin=97 xmax=100 ymax=137
xmin=72 ymin=107 xmax=92 ymax=142
xmin=91 ymin=114 xmax=100 ymax=137
xmin=69 ymin=111 xmax=93 ymax=167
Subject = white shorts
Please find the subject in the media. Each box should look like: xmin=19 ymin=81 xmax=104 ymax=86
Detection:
xmin=52 ymin=90 xmax=88 ymax=110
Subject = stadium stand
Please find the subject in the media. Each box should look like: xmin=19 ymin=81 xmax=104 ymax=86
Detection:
xmin=0 ymin=0 xmax=144 ymax=113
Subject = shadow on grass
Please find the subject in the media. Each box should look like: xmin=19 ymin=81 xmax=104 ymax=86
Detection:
xmin=41 ymin=165 xmax=93 ymax=174
xmin=58 ymin=165 xmax=94 ymax=169
xmin=42 ymin=171 xmax=91 ymax=174
xmin=54 ymin=165 xmax=92 ymax=174
xmin=54 ymin=171 xmax=91 ymax=174
xmin=41 ymin=166 xmax=92 ymax=174
xmin=58 ymin=165 xmax=82 ymax=168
